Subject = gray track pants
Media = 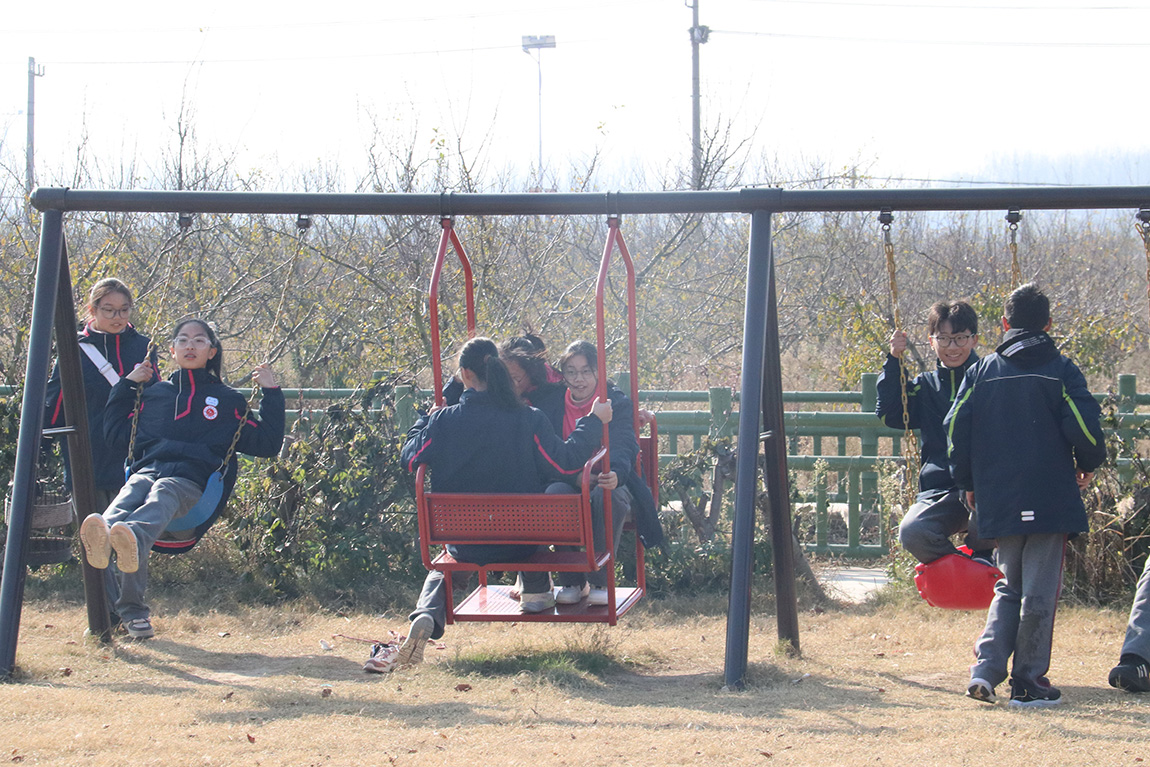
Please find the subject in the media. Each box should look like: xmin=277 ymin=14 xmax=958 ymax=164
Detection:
xmin=898 ymin=488 xmax=993 ymax=564
xmin=547 ymin=482 xmax=631 ymax=589
xmin=102 ymin=473 xmax=202 ymax=622
xmin=1121 ymin=554 xmax=1150 ymax=662
xmin=970 ymin=533 xmax=1066 ymax=689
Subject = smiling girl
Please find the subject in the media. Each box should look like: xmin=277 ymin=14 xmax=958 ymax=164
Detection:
xmin=79 ymin=318 xmax=285 ymax=639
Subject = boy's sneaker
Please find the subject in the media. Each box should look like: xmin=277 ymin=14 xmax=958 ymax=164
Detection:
xmin=108 ymin=522 xmax=139 ymax=574
xmin=124 ymin=618 xmax=154 ymax=639
xmin=397 ymin=613 xmax=434 ymax=666
xmin=363 ymin=642 xmax=399 ymax=674
xmin=1008 ymin=679 xmax=1062 ymax=707
xmin=587 ymin=587 xmax=610 ymax=606
xmin=1108 ymin=656 xmax=1150 ymax=692
xmin=966 ymin=677 xmax=996 ymax=704
xmin=555 ymin=583 xmax=590 ymax=605
xmin=79 ymin=514 xmax=111 ymax=570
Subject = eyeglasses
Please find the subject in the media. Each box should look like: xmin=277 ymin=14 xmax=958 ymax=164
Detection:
xmin=931 ymin=333 xmax=974 ymax=348
xmin=97 ymin=305 xmax=133 ymax=319
xmin=173 ymin=336 xmax=212 ymax=349
xmin=562 ymin=367 xmax=596 ymax=380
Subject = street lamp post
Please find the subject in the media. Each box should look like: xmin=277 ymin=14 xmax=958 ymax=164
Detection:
xmin=521 ymin=35 xmax=555 ymax=183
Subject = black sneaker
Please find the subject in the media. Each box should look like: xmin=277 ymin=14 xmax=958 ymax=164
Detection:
xmin=1109 ymin=658 xmax=1150 ymax=692
xmin=1008 ymin=679 xmax=1062 ymax=707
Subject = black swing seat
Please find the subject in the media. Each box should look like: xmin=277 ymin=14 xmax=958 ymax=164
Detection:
xmin=415 ymin=446 xmax=646 ymax=624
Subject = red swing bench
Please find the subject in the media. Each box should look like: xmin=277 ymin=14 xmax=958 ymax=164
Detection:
xmin=415 ymin=215 xmax=654 ymax=625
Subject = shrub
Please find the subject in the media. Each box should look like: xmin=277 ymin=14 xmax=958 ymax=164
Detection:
xmin=227 ymin=376 xmax=423 ymax=602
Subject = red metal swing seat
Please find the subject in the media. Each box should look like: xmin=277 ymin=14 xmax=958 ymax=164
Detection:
xmin=418 ymin=215 xmax=655 ymax=625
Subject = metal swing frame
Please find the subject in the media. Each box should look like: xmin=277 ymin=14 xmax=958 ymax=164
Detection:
xmin=3 ymin=184 xmax=1149 ymax=688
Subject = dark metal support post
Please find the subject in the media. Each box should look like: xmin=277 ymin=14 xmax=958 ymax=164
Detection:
xmin=53 ymin=243 xmax=112 ymax=640
xmin=762 ymin=249 xmax=800 ymax=654
xmin=0 ymin=210 xmax=65 ymax=679
xmin=724 ymin=209 xmax=772 ymax=689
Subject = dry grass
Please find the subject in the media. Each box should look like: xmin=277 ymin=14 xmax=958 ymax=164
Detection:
xmin=3 ymin=589 xmax=1149 ymax=767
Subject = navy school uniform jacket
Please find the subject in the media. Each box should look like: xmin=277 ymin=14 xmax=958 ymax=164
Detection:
xmin=944 ymin=329 xmax=1106 ymax=538
xmin=534 ymin=382 xmax=665 ymax=549
xmin=401 ymin=388 xmax=604 ymax=493
xmin=876 ymin=351 xmax=978 ymax=494
xmin=44 ymin=323 xmax=158 ymax=491
xmin=105 ymin=367 xmax=285 ymax=503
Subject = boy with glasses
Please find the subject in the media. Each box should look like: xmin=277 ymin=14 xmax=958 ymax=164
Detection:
xmin=876 ymin=301 xmax=991 ymax=564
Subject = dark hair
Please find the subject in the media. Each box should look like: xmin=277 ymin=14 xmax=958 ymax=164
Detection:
xmin=926 ymin=301 xmax=978 ymax=336
xmin=558 ymin=340 xmax=598 ymax=375
xmin=1004 ymin=282 xmax=1050 ymax=332
xmin=505 ymin=331 xmax=547 ymax=355
xmin=459 ymin=337 xmax=520 ymax=410
xmin=172 ymin=318 xmax=223 ymax=381
xmin=87 ymin=278 xmax=132 ymax=316
xmin=499 ymin=340 xmax=550 ymax=390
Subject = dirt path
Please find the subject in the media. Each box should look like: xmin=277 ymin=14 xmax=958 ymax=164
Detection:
xmin=3 ymin=598 xmax=1148 ymax=766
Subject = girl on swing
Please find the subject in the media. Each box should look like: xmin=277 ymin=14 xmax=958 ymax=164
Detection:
xmin=79 ymin=318 xmax=285 ymax=639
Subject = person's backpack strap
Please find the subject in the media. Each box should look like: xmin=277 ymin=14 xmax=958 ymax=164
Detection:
xmin=79 ymin=343 xmax=121 ymax=387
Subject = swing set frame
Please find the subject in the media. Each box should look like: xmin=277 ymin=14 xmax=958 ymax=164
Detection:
xmin=2 ymin=184 xmax=1148 ymax=689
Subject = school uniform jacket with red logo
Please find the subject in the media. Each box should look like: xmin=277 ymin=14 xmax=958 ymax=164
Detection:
xmin=104 ymin=367 xmax=285 ymax=490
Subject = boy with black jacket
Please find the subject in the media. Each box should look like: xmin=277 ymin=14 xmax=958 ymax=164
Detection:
xmin=946 ymin=283 xmax=1106 ymax=706
xmin=875 ymin=301 xmax=990 ymax=563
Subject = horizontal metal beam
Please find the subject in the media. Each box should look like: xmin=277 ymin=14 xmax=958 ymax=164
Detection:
xmin=31 ymin=185 xmax=1150 ymax=217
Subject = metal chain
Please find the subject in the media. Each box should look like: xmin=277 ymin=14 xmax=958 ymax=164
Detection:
xmin=127 ymin=217 xmax=192 ymax=464
xmin=219 ymin=215 xmax=311 ymax=472
xmin=880 ymin=212 xmax=920 ymax=514
xmin=1138 ymin=210 xmax=1150 ymax=349
xmin=1007 ymin=210 xmax=1022 ymax=289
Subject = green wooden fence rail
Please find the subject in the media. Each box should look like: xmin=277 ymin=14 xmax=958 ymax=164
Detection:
xmin=8 ymin=373 xmax=1145 ymax=559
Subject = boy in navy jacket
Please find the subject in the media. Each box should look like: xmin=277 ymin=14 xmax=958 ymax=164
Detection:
xmin=876 ymin=301 xmax=990 ymax=563
xmin=946 ymin=283 xmax=1105 ymax=706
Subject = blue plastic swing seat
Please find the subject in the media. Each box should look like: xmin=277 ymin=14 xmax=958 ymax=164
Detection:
xmin=164 ymin=470 xmax=225 ymax=533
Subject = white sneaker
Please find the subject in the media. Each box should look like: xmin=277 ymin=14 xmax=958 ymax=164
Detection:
xmin=966 ymin=677 xmax=996 ymax=704
xmin=80 ymin=514 xmax=111 ymax=569
xmin=587 ymin=588 xmax=609 ymax=606
xmin=555 ymin=583 xmax=590 ymax=605
xmin=519 ymin=590 xmax=557 ymax=613
xmin=108 ymin=522 xmax=140 ymax=574
xmin=397 ymin=613 xmax=434 ymax=666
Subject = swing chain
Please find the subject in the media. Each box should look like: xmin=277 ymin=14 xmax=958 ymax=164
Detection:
xmin=1006 ymin=210 xmax=1022 ymax=289
xmin=879 ymin=210 xmax=920 ymax=514
xmin=127 ymin=216 xmax=194 ymax=466
xmin=1137 ymin=210 xmax=1150 ymax=349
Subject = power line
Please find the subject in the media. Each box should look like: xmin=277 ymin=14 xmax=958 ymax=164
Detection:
xmin=743 ymin=0 xmax=1150 ymax=10
xmin=712 ymin=28 xmax=1150 ymax=47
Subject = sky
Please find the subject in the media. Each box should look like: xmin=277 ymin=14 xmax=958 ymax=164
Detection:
xmin=2 ymin=0 xmax=1149 ymax=192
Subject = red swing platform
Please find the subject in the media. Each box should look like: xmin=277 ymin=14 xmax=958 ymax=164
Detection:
xmin=415 ymin=216 xmax=656 ymax=625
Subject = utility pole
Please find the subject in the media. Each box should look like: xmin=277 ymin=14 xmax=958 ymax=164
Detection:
xmin=521 ymin=35 xmax=556 ymax=188
xmin=26 ymin=57 xmax=45 ymax=224
xmin=687 ymin=2 xmax=709 ymax=190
